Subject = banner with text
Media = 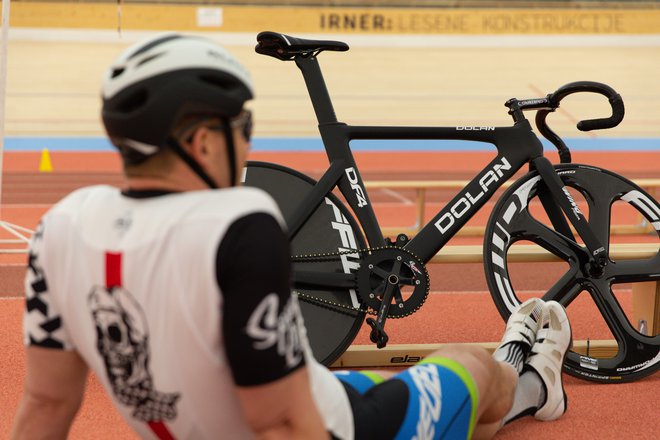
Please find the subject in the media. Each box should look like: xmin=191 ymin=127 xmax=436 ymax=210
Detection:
xmin=11 ymin=3 xmax=660 ymax=34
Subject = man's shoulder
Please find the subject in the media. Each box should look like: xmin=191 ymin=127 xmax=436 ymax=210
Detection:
xmin=185 ymin=187 xmax=283 ymax=225
xmin=49 ymin=185 xmax=118 ymax=215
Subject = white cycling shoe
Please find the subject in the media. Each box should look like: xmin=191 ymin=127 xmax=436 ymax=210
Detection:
xmin=524 ymin=300 xmax=573 ymax=421
xmin=499 ymin=297 xmax=545 ymax=350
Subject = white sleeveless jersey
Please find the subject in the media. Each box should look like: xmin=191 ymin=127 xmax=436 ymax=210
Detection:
xmin=23 ymin=185 xmax=353 ymax=440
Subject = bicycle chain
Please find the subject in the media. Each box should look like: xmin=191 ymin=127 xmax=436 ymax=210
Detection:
xmin=292 ymin=246 xmax=430 ymax=318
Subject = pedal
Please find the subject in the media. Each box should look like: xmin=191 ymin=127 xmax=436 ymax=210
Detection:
xmin=367 ymin=280 xmax=396 ymax=349
xmin=366 ymin=317 xmax=389 ymax=348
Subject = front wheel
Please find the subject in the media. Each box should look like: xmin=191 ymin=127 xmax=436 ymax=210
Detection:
xmin=484 ymin=164 xmax=660 ymax=382
xmin=244 ymin=161 xmax=366 ymax=366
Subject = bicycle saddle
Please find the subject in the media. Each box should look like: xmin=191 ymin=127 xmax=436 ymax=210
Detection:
xmin=256 ymin=31 xmax=349 ymax=60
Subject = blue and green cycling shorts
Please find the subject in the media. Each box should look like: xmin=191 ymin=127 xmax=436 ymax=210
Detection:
xmin=333 ymin=357 xmax=478 ymax=440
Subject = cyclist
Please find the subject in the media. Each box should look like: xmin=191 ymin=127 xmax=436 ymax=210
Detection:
xmin=12 ymin=33 xmax=572 ymax=440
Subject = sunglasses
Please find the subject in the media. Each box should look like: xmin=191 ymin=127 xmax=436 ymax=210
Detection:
xmin=184 ymin=110 xmax=253 ymax=143
xmin=229 ymin=109 xmax=253 ymax=142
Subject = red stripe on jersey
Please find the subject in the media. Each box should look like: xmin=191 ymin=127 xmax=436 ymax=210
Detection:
xmin=105 ymin=252 xmax=122 ymax=288
xmin=148 ymin=421 xmax=177 ymax=440
xmin=104 ymin=251 xmax=177 ymax=440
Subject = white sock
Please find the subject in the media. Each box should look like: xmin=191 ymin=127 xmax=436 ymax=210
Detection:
xmin=503 ymin=369 xmax=547 ymax=424
xmin=493 ymin=341 xmax=530 ymax=374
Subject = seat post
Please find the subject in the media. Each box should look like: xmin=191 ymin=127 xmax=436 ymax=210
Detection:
xmin=295 ymin=56 xmax=339 ymax=124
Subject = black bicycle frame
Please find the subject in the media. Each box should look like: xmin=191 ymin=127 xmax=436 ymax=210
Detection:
xmin=286 ymin=54 xmax=550 ymax=263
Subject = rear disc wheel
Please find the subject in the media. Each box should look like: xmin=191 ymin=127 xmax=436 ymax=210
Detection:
xmin=244 ymin=161 xmax=366 ymax=366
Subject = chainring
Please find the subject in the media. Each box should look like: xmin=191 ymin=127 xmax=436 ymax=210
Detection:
xmin=356 ymin=247 xmax=430 ymax=318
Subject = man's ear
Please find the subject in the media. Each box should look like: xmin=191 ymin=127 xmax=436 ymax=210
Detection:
xmin=187 ymin=127 xmax=210 ymax=163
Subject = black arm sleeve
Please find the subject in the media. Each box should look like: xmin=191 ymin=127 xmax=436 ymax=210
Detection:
xmin=217 ymin=212 xmax=306 ymax=387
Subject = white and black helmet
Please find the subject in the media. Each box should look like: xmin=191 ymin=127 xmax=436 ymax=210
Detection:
xmin=101 ymin=33 xmax=254 ymax=173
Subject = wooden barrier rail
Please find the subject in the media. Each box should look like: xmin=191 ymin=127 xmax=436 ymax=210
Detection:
xmin=332 ymin=340 xmax=618 ymax=368
xmin=431 ymin=242 xmax=658 ymax=263
xmin=333 ymin=242 xmax=659 ymax=368
xmin=365 ymin=178 xmax=660 ymax=238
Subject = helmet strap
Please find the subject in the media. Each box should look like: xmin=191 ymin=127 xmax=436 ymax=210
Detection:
xmin=221 ymin=118 xmax=237 ymax=187
xmin=166 ymin=137 xmax=219 ymax=189
xmin=166 ymin=117 xmax=237 ymax=190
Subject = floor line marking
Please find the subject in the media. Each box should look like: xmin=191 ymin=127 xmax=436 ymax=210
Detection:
xmin=1 ymin=204 xmax=53 ymax=208
xmin=379 ymin=188 xmax=413 ymax=205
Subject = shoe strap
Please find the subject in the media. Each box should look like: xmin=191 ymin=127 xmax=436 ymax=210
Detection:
xmin=502 ymin=317 xmax=538 ymax=346
xmin=530 ymin=329 xmax=564 ymax=362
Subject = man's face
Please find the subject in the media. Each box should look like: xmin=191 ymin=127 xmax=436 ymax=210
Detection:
xmin=194 ymin=111 xmax=252 ymax=188
xmin=232 ymin=115 xmax=252 ymax=186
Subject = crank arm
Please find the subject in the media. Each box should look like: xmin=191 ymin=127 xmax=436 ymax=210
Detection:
xmin=366 ymin=279 xmax=397 ymax=348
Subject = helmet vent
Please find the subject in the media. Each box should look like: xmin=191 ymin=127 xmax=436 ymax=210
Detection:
xmin=127 ymin=34 xmax=183 ymax=60
xmin=111 ymin=67 xmax=125 ymax=78
xmin=116 ymin=89 xmax=148 ymax=113
xmin=199 ymin=73 xmax=236 ymax=91
xmin=137 ymin=52 xmax=164 ymax=67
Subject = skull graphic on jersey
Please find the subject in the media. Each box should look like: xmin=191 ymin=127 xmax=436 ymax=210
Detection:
xmin=88 ymin=285 xmax=180 ymax=422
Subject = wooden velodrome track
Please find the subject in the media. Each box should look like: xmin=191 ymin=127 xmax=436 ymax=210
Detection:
xmin=1 ymin=31 xmax=659 ymax=438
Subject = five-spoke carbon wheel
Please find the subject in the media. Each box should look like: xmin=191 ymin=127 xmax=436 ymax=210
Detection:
xmin=484 ymin=164 xmax=660 ymax=382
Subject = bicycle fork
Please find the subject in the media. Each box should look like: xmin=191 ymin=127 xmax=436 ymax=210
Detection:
xmin=532 ymin=156 xmax=608 ymax=275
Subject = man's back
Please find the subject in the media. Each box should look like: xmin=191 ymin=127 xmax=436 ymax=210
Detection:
xmin=25 ymin=185 xmax=283 ymax=439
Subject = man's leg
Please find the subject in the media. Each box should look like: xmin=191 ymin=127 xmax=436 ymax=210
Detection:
xmin=420 ymin=344 xmax=518 ymax=440
xmin=334 ymin=344 xmax=515 ymax=440
xmin=442 ymin=299 xmax=573 ymax=438
xmin=331 ymin=300 xmax=541 ymax=439
xmin=471 ymin=298 xmax=545 ymax=438
xmin=331 ymin=300 xmax=571 ymax=439
xmin=491 ymin=297 xmax=545 ymax=426
xmin=505 ymin=301 xmax=573 ymax=423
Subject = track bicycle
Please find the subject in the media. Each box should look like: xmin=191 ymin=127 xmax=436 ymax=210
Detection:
xmin=244 ymin=31 xmax=660 ymax=383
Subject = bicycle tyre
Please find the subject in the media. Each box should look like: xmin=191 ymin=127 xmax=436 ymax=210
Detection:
xmin=244 ymin=161 xmax=366 ymax=366
xmin=484 ymin=163 xmax=660 ymax=382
